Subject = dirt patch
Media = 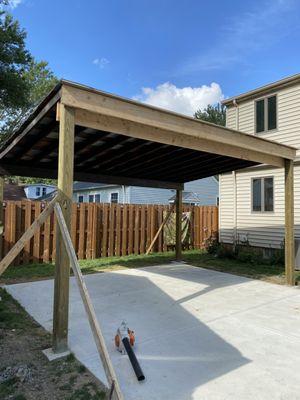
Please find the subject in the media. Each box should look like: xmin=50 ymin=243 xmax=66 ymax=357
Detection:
xmin=0 ymin=288 xmax=108 ymax=400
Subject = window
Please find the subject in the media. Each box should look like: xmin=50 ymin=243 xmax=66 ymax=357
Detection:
xmin=252 ymin=177 xmax=274 ymax=212
xmin=78 ymin=195 xmax=84 ymax=203
xmin=95 ymin=194 xmax=101 ymax=203
xmin=255 ymin=95 xmax=277 ymax=133
xmin=36 ymin=187 xmax=41 ymax=197
xmin=88 ymin=194 xmax=94 ymax=203
xmin=42 ymin=187 xmax=47 ymax=196
xmin=110 ymin=192 xmax=119 ymax=203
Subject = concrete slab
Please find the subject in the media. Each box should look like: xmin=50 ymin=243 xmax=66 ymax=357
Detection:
xmin=42 ymin=347 xmax=71 ymax=361
xmin=5 ymin=264 xmax=300 ymax=400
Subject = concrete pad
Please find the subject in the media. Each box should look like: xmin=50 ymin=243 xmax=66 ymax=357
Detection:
xmin=42 ymin=347 xmax=71 ymax=361
xmin=5 ymin=264 xmax=300 ymax=400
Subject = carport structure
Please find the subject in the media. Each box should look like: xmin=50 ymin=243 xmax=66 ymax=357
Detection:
xmin=0 ymin=80 xmax=296 ymax=367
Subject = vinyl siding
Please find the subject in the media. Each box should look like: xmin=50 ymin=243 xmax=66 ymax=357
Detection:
xmin=220 ymin=164 xmax=300 ymax=249
xmin=219 ymin=173 xmax=235 ymax=243
xmin=72 ymin=177 xmax=218 ymax=205
xmin=226 ymin=83 xmax=300 ymax=151
xmin=221 ymin=82 xmax=300 ymax=249
xmin=73 ymin=187 xmax=127 ymax=203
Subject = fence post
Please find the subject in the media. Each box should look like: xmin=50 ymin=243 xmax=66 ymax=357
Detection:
xmin=175 ymin=189 xmax=182 ymax=260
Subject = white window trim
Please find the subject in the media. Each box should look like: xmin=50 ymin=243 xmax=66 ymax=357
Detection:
xmin=255 ymin=93 xmax=278 ymax=134
xmin=110 ymin=192 xmax=119 ymax=203
xmin=251 ymin=176 xmax=274 ymax=213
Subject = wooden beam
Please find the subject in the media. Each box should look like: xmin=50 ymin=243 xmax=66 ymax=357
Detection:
xmin=53 ymin=104 xmax=75 ymax=353
xmin=285 ymin=159 xmax=295 ymax=285
xmin=54 ymin=203 xmax=124 ymax=400
xmin=71 ymin=108 xmax=287 ymax=168
xmin=0 ymin=163 xmax=183 ymax=190
xmin=175 ymin=189 xmax=182 ymax=261
xmin=60 ymin=83 xmax=295 ymax=164
xmin=0 ymin=194 xmax=59 ymax=277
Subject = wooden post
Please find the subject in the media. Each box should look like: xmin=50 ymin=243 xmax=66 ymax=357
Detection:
xmin=285 ymin=159 xmax=295 ymax=286
xmin=0 ymin=177 xmax=3 ymax=260
xmin=53 ymin=104 xmax=75 ymax=353
xmin=175 ymin=189 xmax=182 ymax=260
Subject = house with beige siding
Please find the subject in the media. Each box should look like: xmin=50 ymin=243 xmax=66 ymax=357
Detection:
xmin=219 ymin=74 xmax=300 ymax=255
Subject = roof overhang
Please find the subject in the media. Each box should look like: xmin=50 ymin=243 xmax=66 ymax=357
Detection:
xmin=222 ymin=73 xmax=300 ymax=106
xmin=0 ymin=79 xmax=296 ymax=190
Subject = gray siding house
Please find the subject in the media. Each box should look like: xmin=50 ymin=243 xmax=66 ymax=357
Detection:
xmin=72 ymin=177 xmax=218 ymax=205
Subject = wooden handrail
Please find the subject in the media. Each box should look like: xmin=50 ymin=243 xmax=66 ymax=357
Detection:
xmin=54 ymin=203 xmax=124 ymax=400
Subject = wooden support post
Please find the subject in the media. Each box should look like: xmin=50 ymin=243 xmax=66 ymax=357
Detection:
xmin=0 ymin=177 xmax=3 ymax=260
xmin=53 ymin=104 xmax=75 ymax=353
xmin=285 ymin=159 xmax=295 ymax=286
xmin=54 ymin=203 xmax=124 ymax=400
xmin=175 ymin=189 xmax=182 ymax=260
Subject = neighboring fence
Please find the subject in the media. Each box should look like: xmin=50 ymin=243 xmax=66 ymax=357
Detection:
xmin=1 ymin=201 xmax=218 ymax=265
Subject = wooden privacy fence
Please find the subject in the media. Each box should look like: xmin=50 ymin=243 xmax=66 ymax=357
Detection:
xmin=1 ymin=201 xmax=218 ymax=265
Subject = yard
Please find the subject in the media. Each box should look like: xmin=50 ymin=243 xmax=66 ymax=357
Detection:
xmin=0 ymin=288 xmax=107 ymax=400
xmin=1 ymin=249 xmax=300 ymax=285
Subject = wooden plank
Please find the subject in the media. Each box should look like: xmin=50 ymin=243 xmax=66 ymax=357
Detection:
xmin=134 ymin=206 xmax=140 ymax=255
xmin=122 ymin=204 xmax=128 ymax=256
xmin=33 ymin=202 xmax=41 ymax=262
xmin=108 ymin=204 xmax=115 ymax=257
xmin=53 ymin=103 xmax=75 ymax=353
xmin=175 ymin=190 xmax=182 ymax=260
xmin=0 ymin=195 xmax=59 ymax=276
xmin=102 ymin=204 xmax=108 ymax=257
xmin=54 ymin=203 xmax=124 ymax=400
xmin=140 ymin=206 xmax=146 ymax=254
xmin=285 ymin=159 xmax=295 ymax=285
xmin=128 ymin=205 xmax=134 ymax=255
xmin=23 ymin=202 xmax=32 ymax=264
xmin=146 ymin=204 xmax=174 ymax=255
xmin=43 ymin=202 xmax=51 ymax=262
xmin=78 ymin=203 xmax=85 ymax=259
xmin=115 ymin=205 xmax=121 ymax=257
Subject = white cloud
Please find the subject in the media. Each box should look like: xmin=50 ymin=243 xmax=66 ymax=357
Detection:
xmin=133 ymin=82 xmax=224 ymax=116
xmin=92 ymin=57 xmax=110 ymax=69
xmin=178 ymin=0 xmax=296 ymax=74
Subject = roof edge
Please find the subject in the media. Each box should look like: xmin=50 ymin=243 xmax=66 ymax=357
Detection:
xmin=222 ymin=73 xmax=300 ymax=106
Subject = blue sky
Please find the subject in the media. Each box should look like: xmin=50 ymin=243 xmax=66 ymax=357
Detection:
xmin=7 ymin=0 xmax=300 ymax=115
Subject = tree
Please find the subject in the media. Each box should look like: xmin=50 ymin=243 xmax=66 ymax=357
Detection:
xmin=194 ymin=103 xmax=226 ymax=126
xmin=0 ymin=59 xmax=58 ymax=138
xmin=0 ymin=11 xmax=31 ymax=109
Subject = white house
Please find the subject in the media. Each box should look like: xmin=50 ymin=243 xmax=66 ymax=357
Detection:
xmin=24 ymin=183 xmax=56 ymax=200
xmin=219 ymin=73 xmax=300 ymax=254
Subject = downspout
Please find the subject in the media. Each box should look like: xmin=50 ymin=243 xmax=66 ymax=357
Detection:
xmin=232 ymin=99 xmax=239 ymax=245
xmin=122 ymin=185 xmax=126 ymax=204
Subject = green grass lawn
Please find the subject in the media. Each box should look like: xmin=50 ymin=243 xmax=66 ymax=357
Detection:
xmin=1 ymin=249 xmax=300 ymax=285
